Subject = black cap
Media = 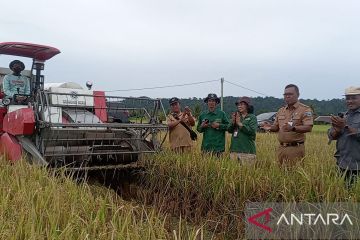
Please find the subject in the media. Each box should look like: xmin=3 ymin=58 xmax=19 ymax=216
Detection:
xmin=204 ymin=93 xmax=220 ymax=104
xmin=169 ymin=97 xmax=180 ymax=105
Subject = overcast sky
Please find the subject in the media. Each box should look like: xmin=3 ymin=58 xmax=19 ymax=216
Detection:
xmin=1 ymin=0 xmax=359 ymax=100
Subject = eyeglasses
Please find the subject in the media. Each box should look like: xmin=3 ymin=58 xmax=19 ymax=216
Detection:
xmin=283 ymin=93 xmax=295 ymax=96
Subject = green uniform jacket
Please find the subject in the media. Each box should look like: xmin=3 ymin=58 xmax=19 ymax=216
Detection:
xmin=196 ymin=109 xmax=229 ymax=152
xmin=228 ymin=113 xmax=257 ymax=154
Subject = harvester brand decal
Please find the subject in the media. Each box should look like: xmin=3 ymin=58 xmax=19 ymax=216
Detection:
xmin=70 ymin=91 xmax=78 ymax=99
xmin=62 ymin=91 xmax=86 ymax=105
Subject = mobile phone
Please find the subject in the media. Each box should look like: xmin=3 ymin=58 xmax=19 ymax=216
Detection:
xmin=203 ymin=119 xmax=209 ymax=123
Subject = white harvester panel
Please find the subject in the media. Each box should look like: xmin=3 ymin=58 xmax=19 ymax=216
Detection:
xmin=7 ymin=105 xmax=29 ymax=113
xmin=45 ymin=82 xmax=94 ymax=107
xmin=63 ymin=109 xmax=102 ymax=124
xmin=42 ymin=107 xmax=62 ymax=123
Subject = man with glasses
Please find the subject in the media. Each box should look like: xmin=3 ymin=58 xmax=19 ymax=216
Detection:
xmin=328 ymin=86 xmax=360 ymax=187
xmin=167 ymin=97 xmax=196 ymax=153
xmin=261 ymin=84 xmax=313 ymax=167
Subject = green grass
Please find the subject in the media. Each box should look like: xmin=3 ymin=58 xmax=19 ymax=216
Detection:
xmin=312 ymin=124 xmax=331 ymax=133
xmin=128 ymin=116 xmax=149 ymax=123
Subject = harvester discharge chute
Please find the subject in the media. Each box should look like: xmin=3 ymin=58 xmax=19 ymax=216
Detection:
xmin=0 ymin=42 xmax=167 ymax=170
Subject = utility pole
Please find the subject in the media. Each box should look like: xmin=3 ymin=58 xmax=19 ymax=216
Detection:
xmin=220 ymin=77 xmax=224 ymax=111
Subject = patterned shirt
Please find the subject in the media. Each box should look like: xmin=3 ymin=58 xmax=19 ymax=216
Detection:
xmin=2 ymin=74 xmax=30 ymax=98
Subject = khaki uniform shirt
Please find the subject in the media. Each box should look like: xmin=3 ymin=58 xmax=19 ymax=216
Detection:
xmin=167 ymin=112 xmax=194 ymax=149
xmin=274 ymin=102 xmax=313 ymax=143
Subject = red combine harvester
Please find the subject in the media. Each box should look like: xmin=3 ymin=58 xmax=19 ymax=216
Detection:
xmin=0 ymin=42 xmax=167 ymax=170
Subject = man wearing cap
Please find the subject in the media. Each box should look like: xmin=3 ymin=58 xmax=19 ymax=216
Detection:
xmin=167 ymin=97 xmax=196 ymax=153
xmin=196 ymin=93 xmax=229 ymax=157
xmin=2 ymin=60 xmax=30 ymax=102
xmin=228 ymin=97 xmax=257 ymax=163
xmin=328 ymin=86 xmax=360 ymax=187
xmin=261 ymin=84 xmax=313 ymax=167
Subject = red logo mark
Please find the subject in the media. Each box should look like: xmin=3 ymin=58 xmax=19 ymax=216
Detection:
xmin=247 ymin=208 xmax=273 ymax=233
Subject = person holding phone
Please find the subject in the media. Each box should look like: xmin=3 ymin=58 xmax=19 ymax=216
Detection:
xmin=228 ymin=97 xmax=257 ymax=164
xmin=328 ymin=86 xmax=360 ymax=188
xmin=196 ymin=93 xmax=229 ymax=157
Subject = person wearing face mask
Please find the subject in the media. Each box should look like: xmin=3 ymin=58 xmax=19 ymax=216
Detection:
xmin=261 ymin=84 xmax=313 ymax=167
xmin=328 ymin=86 xmax=360 ymax=188
xmin=196 ymin=93 xmax=229 ymax=157
xmin=2 ymin=60 xmax=30 ymax=102
xmin=228 ymin=97 xmax=257 ymax=164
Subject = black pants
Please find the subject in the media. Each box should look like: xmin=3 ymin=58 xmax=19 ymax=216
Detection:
xmin=338 ymin=167 xmax=360 ymax=189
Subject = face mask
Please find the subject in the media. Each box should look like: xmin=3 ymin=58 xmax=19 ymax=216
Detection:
xmin=12 ymin=66 xmax=22 ymax=73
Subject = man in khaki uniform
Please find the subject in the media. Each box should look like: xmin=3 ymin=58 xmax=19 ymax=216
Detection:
xmin=167 ymin=97 xmax=196 ymax=153
xmin=262 ymin=84 xmax=313 ymax=167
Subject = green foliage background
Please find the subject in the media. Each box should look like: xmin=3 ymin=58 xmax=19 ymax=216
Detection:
xmin=160 ymin=97 xmax=346 ymax=118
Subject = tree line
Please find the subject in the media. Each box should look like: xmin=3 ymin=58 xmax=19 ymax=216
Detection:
xmin=161 ymin=96 xmax=346 ymax=118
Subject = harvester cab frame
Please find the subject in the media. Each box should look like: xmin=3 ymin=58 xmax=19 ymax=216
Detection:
xmin=0 ymin=42 xmax=168 ymax=170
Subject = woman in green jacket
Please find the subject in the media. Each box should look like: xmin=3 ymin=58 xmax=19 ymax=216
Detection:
xmin=228 ymin=96 xmax=258 ymax=164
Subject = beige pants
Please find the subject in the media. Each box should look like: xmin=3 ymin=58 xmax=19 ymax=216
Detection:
xmin=277 ymin=144 xmax=305 ymax=168
xmin=230 ymin=152 xmax=256 ymax=165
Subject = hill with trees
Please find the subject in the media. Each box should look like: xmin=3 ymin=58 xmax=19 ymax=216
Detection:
xmin=160 ymin=96 xmax=346 ymax=118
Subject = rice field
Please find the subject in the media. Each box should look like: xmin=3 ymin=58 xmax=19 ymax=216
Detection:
xmin=0 ymin=159 xmax=203 ymax=240
xmin=1 ymin=125 xmax=359 ymax=239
